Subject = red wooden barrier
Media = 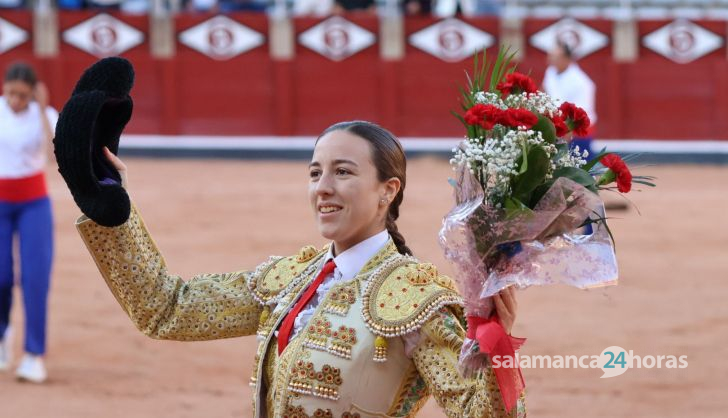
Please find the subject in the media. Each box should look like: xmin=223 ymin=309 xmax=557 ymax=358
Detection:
xmin=1 ymin=12 xmax=726 ymax=140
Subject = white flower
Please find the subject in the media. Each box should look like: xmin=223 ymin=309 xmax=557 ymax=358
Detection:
xmin=474 ymin=91 xmax=507 ymax=109
xmin=503 ymin=91 xmax=560 ymax=115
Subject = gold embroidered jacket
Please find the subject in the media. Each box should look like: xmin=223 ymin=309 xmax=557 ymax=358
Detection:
xmin=76 ymin=205 xmax=526 ymax=418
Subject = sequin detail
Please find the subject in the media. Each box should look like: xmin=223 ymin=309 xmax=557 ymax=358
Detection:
xmin=360 ymin=258 xmax=464 ymax=338
xmin=303 ymin=318 xmax=358 ymax=360
xmin=288 ymin=361 xmax=343 ymax=400
xmin=406 ymin=263 xmax=437 ymax=285
xmin=321 ymin=282 xmax=358 ymax=316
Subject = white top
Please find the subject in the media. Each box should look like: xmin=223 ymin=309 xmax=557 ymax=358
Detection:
xmin=542 ymin=63 xmax=597 ymax=125
xmin=292 ymin=0 xmax=334 ymax=16
xmin=0 ymin=97 xmax=59 ymax=179
xmin=289 ymin=229 xmax=390 ymax=340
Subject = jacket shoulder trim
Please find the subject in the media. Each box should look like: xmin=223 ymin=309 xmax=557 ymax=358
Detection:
xmin=361 ymin=257 xmax=463 ymax=337
xmin=248 ymin=245 xmax=327 ymax=305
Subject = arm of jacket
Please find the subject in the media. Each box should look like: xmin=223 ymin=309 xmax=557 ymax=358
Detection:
xmin=411 ymin=306 xmax=526 ymax=418
xmin=75 ymin=204 xmax=264 ymax=341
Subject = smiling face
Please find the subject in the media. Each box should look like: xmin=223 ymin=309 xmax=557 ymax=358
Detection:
xmin=2 ymin=79 xmax=33 ymax=113
xmin=309 ymin=130 xmax=400 ymax=255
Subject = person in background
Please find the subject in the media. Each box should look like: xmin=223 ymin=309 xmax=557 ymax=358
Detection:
xmin=333 ymin=0 xmax=375 ymax=13
xmin=0 ymin=62 xmax=58 ymax=383
xmin=218 ymin=0 xmax=268 ymax=12
xmin=291 ymin=0 xmax=333 ymax=16
xmin=542 ymin=41 xmax=597 ymax=159
xmin=433 ymin=0 xmax=501 ymax=17
xmin=403 ymin=0 xmax=431 ymax=16
xmin=57 ymin=0 xmax=85 ymax=9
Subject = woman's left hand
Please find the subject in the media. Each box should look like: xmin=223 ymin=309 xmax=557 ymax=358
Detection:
xmin=494 ymin=287 xmax=518 ymax=335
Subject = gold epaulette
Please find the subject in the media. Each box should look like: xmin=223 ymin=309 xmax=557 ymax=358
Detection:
xmin=361 ymin=260 xmax=463 ymax=337
xmin=247 ymin=244 xmax=327 ymax=305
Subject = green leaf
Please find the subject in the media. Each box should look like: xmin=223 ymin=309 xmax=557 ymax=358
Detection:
xmin=457 ymin=84 xmax=473 ymax=108
xmin=583 ymin=148 xmax=610 ymax=171
xmin=532 ymin=114 xmax=557 ymax=143
xmin=451 ymin=110 xmax=467 ymax=128
xmin=552 ymin=167 xmax=598 ymax=193
xmin=633 ymin=179 xmax=657 ymax=187
xmin=597 ymin=169 xmax=616 ymax=186
xmin=511 ymin=145 xmax=550 ymax=204
xmin=504 ymin=196 xmax=531 ymax=219
xmin=589 ymin=210 xmax=616 ymax=249
xmin=518 ymin=140 xmax=529 ymax=174
xmin=529 ymin=182 xmax=553 ymax=207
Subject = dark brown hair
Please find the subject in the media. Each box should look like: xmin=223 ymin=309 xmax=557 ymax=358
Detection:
xmin=556 ymin=40 xmax=574 ymax=60
xmin=4 ymin=62 xmax=37 ymax=87
xmin=317 ymin=121 xmax=412 ymax=256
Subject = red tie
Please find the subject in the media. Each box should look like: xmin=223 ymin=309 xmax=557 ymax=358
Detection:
xmin=277 ymin=259 xmax=336 ymax=355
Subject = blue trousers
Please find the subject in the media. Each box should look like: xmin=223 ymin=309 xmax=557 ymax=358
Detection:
xmin=0 ymin=197 xmax=53 ymax=355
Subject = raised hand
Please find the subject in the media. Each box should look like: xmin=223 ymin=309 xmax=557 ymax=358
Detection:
xmin=54 ymin=57 xmax=135 ymax=227
xmin=103 ymin=147 xmax=128 ymax=189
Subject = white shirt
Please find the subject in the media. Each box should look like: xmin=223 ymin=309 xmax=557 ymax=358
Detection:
xmin=542 ymin=63 xmax=597 ymax=125
xmin=433 ymin=0 xmax=477 ymax=17
xmin=0 ymin=97 xmax=59 ymax=179
xmin=292 ymin=0 xmax=333 ymax=16
xmin=288 ymin=229 xmax=390 ymax=341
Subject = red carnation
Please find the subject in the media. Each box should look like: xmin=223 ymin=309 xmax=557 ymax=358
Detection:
xmin=549 ymin=114 xmax=569 ymax=137
xmin=499 ymin=108 xmax=538 ymax=129
xmin=464 ymin=104 xmax=504 ymax=130
xmin=496 ymin=72 xmax=538 ymax=97
xmin=559 ymin=102 xmax=591 ymax=137
xmin=600 ymin=154 xmax=632 ymax=193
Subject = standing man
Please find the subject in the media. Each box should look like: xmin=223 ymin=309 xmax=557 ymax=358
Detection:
xmin=543 ymin=41 xmax=597 ymax=158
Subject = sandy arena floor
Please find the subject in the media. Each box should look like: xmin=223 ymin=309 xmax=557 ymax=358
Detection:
xmin=1 ymin=158 xmax=726 ymax=418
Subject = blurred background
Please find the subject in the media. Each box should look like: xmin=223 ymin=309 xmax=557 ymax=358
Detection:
xmin=0 ymin=1 xmax=727 ymax=417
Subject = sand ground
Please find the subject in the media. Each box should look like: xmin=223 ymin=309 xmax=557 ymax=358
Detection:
xmin=1 ymin=158 xmax=726 ymax=417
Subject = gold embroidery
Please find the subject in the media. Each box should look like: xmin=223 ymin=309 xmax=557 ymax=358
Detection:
xmin=386 ymin=363 xmax=430 ymax=417
xmin=361 ymin=259 xmax=463 ymax=338
xmin=411 ymin=307 xmax=521 ymax=418
xmin=302 ymin=318 xmax=358 ymax=360
xmin=296 ymin=245 xmax=319 ymax=263
xmin=284 ymin=405 xmax=335 ymax=418
xmin=360 ymin=241 xmax=399 ymax=273
xmin=433 ymin=274 xmax=458 ymax=291
xmin=303 ymin=318 xmax=331 ymax=351
xmin=405 ymin=263 xmax=437 ymax=286
xmin=373 ymin=335 xmax=388 ymax=362
xmin=75 ymin=207 xmax=262 ymax=342
xmin=322 ymin=282 xmax=358 ymax=316
xmin=288 ymin=361 xmax=343 ymax=400
xmin=330 ymin=325 xmax=357 ymax=359
xmin=248 ymin=249 xmax=327 ymax=306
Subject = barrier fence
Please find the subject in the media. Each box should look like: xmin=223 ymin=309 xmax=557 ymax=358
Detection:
xmin=1 ymin=10 xmax=727 ymax=142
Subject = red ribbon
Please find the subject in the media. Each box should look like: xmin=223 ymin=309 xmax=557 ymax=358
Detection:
xmin=466 ymin=315 xmax=526 ymax=412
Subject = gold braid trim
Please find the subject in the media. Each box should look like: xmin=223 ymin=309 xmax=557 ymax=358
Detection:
xmin=246 ymin=245 xmax=328 ymax=305
xmin=361 ymin=257 xmax=464 ymax=337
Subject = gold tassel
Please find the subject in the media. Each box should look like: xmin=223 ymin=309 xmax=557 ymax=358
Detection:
xmin=259 ymin=307 xmax=270 ymax=325
xmin=373 ymin=336 xmax=388 ymax=362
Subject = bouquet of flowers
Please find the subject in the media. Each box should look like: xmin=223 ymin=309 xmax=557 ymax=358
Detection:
xmin=439 ymin=49 xmax=654 ymax=411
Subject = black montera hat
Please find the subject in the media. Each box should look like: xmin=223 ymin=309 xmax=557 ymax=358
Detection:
xmin=54 ymin=57 xmax=134 ymax=227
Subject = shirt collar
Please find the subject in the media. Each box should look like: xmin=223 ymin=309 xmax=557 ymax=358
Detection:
xmin=323 ymin=229 xmax=390 ymax=280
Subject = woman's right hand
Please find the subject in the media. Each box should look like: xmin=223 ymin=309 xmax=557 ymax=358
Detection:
xmin=103 ymin=147 xmax=128 ymax=189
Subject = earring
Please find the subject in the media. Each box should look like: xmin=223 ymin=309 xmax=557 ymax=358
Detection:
xmin=380 ymin=198 xmax=387 ymax=206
